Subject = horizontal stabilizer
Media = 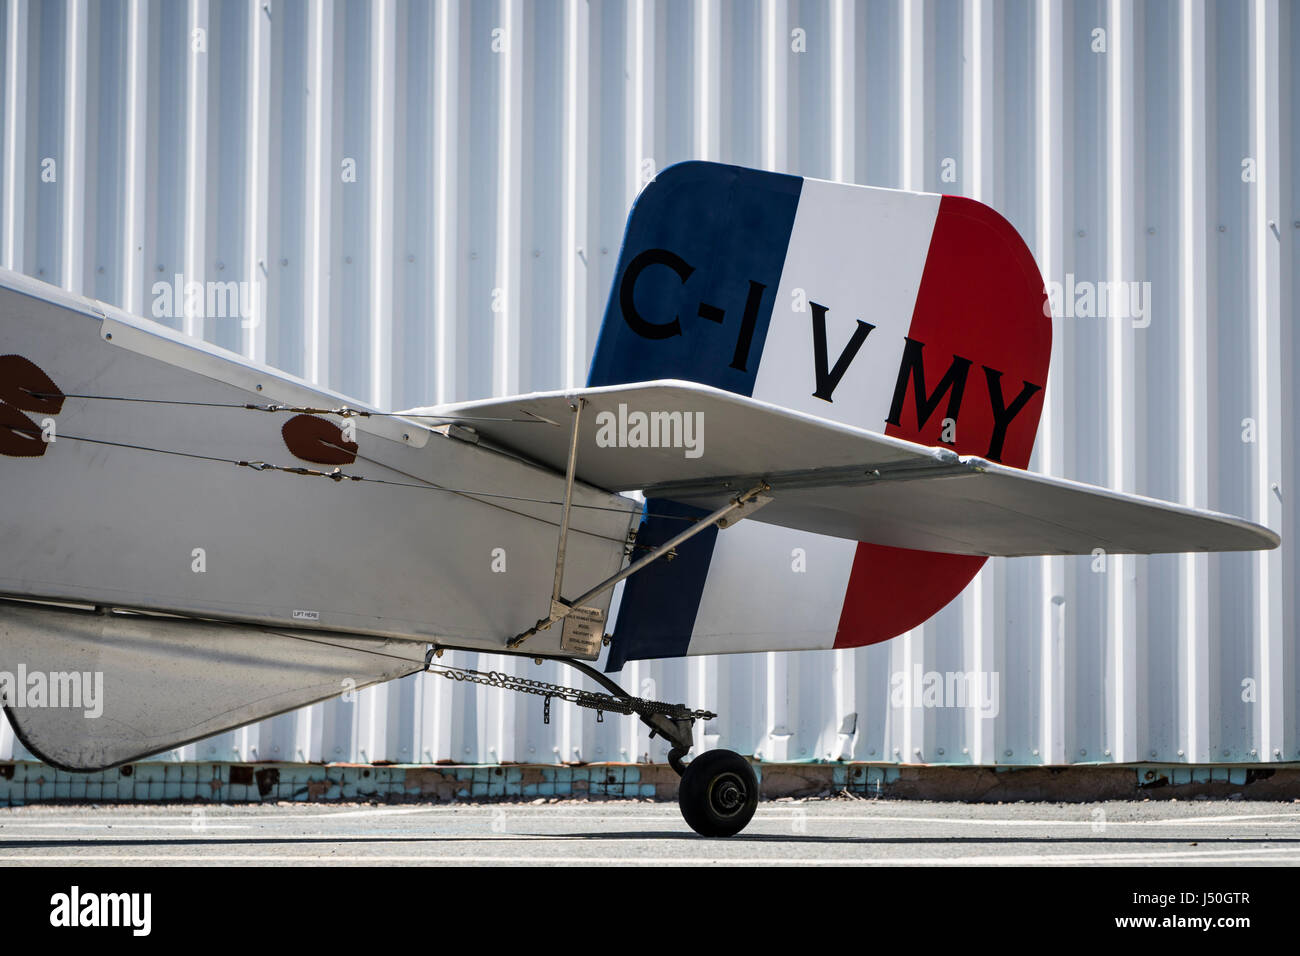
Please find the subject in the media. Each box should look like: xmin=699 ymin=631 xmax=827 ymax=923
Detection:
xmin=416 ymin=381 xmax=1278 ymax=557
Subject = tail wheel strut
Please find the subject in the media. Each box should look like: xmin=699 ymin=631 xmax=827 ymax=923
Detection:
xmin=426 ymin=644 xmax=758 ymax=836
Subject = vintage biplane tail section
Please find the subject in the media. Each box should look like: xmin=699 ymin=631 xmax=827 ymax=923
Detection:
xmin=0 ymin=160 xmax=1281 ymax=831
xmin=425 ymin=381 xmax=1279 ymax=661
xmin=574 ymin=161 xmax=1058 ymax=667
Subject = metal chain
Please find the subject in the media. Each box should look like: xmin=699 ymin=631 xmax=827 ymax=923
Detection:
xmin=424 ymin=661 xmax=716 ymax=723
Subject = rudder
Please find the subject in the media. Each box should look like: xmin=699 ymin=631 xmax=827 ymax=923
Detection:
xmin=592 ymin=162 xmax=1050 ymax=669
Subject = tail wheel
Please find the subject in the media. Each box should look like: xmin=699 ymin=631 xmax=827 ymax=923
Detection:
xmin=677 ymin=749 xmax=758 ymax=837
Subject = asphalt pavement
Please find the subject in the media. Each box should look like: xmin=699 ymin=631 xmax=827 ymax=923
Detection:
xmin=1 ymin=797 xmax=1298 ymax=865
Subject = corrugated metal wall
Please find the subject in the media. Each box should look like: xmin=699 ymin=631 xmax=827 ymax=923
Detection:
xmin=0 ymin=0 xmax=1295 ymax=768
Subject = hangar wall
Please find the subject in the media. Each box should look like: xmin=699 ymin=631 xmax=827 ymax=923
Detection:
xmin=0 ymin=0 xmax=1295 ymax=769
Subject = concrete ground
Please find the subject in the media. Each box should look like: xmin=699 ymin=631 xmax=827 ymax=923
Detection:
xmin=0 ymin=797 xmax=1298 ymax=865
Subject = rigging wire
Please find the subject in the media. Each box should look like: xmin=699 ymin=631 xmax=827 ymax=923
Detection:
xmin=26 ymin=390 xmax=558 ymax=424
xmin=47 ymin=431 xmax=698 ymax=526
xmin=259 ymin=626 xmax=435 ymax=669
xmin=30 ymin=388 xmax=653 ymax=531
xmin=14 ymin=388 xmax=704 ymax=537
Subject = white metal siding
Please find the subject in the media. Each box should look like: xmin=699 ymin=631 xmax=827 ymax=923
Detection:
xmin=0 ymin=0 xmax=1294 ymax=767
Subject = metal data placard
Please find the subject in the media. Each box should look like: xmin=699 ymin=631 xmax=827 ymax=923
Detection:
xmin=555 ymin=602 xmax=604 ymax=657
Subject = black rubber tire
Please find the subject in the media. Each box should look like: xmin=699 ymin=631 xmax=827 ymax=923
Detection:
xmin=677 ymin=749 xmax=758 ymax=837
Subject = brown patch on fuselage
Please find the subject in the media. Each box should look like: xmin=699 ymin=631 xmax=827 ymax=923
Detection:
xmin=0 ymin=355 xmax=64 ymax=457
xmin=281 ymin=413 xmax=359 ymax=465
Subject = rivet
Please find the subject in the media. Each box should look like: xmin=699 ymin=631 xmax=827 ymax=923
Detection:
xmin=104 ymin=332 xmax=112 ymax=341
xmin=407 ymin=254 xmax=415 ymax=263
xmin=1218 ymin=224 xmax=1226 ymax=232
xmin=280 ymin=257 xmax=289 ymax=266
xmin=1146 ymin=226 xmax=1156 ymax=235
xmin=345 ymin=255 xmax=352 ymax=263
xmin=1003 ymin=749 xmax=1012 ymax=758
xmin=1076 ymin=229 xmax=1086 ymax=238
xmin=216 ymin=260 xmax=225 ymax=270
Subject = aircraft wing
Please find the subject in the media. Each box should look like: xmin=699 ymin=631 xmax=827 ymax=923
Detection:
xmin=412 ymin=380 xmax=1279 ymax=558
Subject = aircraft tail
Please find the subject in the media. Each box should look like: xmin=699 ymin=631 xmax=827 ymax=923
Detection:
xmin=586 ymin=162 xmax=1052 ymax=669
